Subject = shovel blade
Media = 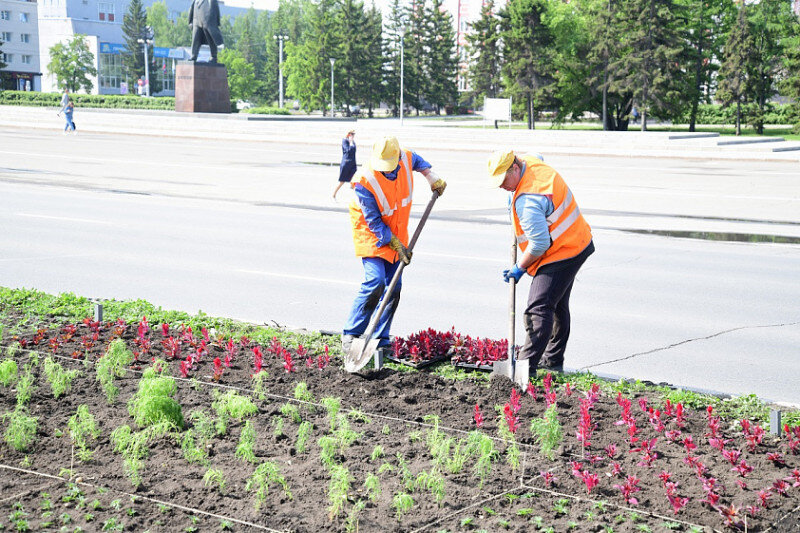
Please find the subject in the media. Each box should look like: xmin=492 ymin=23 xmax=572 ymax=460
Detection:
xmin=492 ymin=357 xmax=513 ymax=379
xmin=514 ymin=358 xmax=530 ymax=392
xmin=344 ymin=337 xmax=380 ymax=373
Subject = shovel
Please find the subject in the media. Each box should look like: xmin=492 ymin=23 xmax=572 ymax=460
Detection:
xmin=492 ymin=235 xmax=529 ymax=391
xmin=344 ymin=190 xmax=441 ymax=373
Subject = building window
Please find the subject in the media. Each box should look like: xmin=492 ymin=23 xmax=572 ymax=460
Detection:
xmin=98 ymin=2 xmax=115 ymax=22
xmin=1 ymin=32 xmax=11 ymax=42
xmin=21 ymin=55 xmax=31 ymax=64
xmin=99 ymin=52 xmax=123 ymax=89
xmin=154 ymin=58 xmax=176 ymax=92
xmin=0 ymin=11 xmax=10 ymax=21
xmin=21 ymin=34 xmax=30 ymax=44
xmin=1 ymin=53 xmax=13 ymax=63
xmin=19 ymin=12 xmax=29 ymax=22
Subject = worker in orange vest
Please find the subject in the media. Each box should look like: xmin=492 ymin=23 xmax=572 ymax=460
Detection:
xmin=487 ymin=150 xmax=594 ymax=373
xmin=342 ymin=136 xmax=446 ymax=356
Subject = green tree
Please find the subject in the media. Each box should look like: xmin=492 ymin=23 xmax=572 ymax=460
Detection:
xmin=404 ymin=0 xmax=427 ymax=114
xmin=609 ymin=0 xmax=684 ymax=131
xmin=219 ymin=48 xmax=258 ymax=101
xmin=466 ymin=0 xmax=502 ymax=101
xmin=717 ymin=3 xmax=756 ymax=135
xmin=146 ymin=1 xmax=191 ymax=48
xmin=122 ymin=0 xmax=150 ymax=86
xmin=779 ymin=30 xmax=800 ymax=133
xmin=362 ymin=4 xmax=385 ymax=116
xmin=425 ymin=0 xmax=458 ymax=112
xmin=382 ymin=0 xmax=407 ymax=116
xmin=500 ymin=0 xmax=557 ymax=129
xmin=334 ymin=0 xmax=371 ymax=114
xmin=264 ymin=0 xmax=306 ymax=106
xmin=47 ymin=35 xmax=98 ymax=93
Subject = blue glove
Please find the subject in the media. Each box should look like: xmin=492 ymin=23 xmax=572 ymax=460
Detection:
xmin=503 ymin=264 xmax=526 ymax=283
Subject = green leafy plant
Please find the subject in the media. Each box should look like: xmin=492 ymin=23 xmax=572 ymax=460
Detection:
xmin=414 ymin=469 xmax=445 ymax=505
xmin=280 ymin=403 xmax=302 ymax=424
xmin=212 ymin=390 xmax=258 ymax=435
xmin=96 ymin=339 xmax=133 ymax=403
xmin=364 ymin=473 xmax=381 ymax=502
xmin=347 ymin=408 xmax=371 ymax=424
xmin=553 ymin=498 xmax=570 ymax=515
xmin=320 ymin=397 xmax=341 ymax=430
xmin=68 ymin=405 xmax=100 ymax=461
xmin=179 ymin=430 xmax=209 ymax=465
xmin=392 ymin=492 xmax=414 ymax=518
xmin=344 ymin=499 xmax=366 ymax=533
xmin=15 ymin=371 xmax=34 ymax=406
xmin=110 ymin=425 xmax=150 ymax=487
xmin=382 ymin=424 xmax=391 ymax=435
xmin=43 ymin=357 xmax=79 ymax=399
xmin=295 ymin=421 xmax=313 ymax=454
xmin=529 ymin=405 xmax=563 ymax=460
xmin=251 ymin=371 xmax=268 ymax=400
xmin=203 ymin=468 xmax=226 ymax=494
xmin=327 ymin=464 xmax=352 ymax=519
xmin=0 ymin=358 xmax=18 ymax=386
xmin=370 ymin=445 xmax=384 ymax=461
xmin=246 ymin=461 xmax=292 ymax=509
xmin=293 ymin=382 xmax=314 ymax=404
xmin=128 ymin=366 xmax=184 ymax=429
xmin=272 ymin=416 xmax=284 ymax=439
xmin=235 ymin=420 xmax=258 ymax=463
xmin=3 ymin=407 xmax=38 ymax=451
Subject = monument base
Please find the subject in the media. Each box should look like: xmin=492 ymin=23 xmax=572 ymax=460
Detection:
xmin=175 ymin=61 xmax=231 ymax=113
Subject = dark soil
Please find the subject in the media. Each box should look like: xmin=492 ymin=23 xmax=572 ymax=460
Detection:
xmin=1 ymin=316 xmax=799 ymax=533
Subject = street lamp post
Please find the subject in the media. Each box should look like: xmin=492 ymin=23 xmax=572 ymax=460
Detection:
xmin=137 ymin=27 xmax=154 ymax=98
xmin=330 ymin=58 xmax=335 ymax=118
xmin=273 ymin=33 xmax=287 ymax=108
xmin=399 ymin=29 xmax=405 ymax=126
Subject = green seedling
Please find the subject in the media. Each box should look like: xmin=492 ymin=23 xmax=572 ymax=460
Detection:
xmin=68 ymin=405 xmax=100 ymax=462
xmin=636 ymin=525 xmax=652 ymax=533
xmin=15 ymin=371 xmax=34 ymax=406
xmin=392 ymin=492 xmax=414 ymax=518
xmin=110 ymin=425 xmax=150 ymax=487
xmin=344 ymin=499 xmax=366 ymax=533
xmin=96 ymin=339 xmax=133 ymax=403
xmin=85 ymin=513 xmax=95 ymax=522
xmin=498 ymin=519 xmax=511 ymax=529
xmin=377 ymin=462 xmax=394 ymax=475
xmin=158 ymin=504 xmax=170 ymax=514
xmin=251 ymin=371 xmax=268 ymax=400
xmin=553 ymin=498 xmax=570 ymax=515
xmin=3 ymin=407 xmax=38 ymax=451
xmin=382 ymin=424 xmax=391 ymax=435
xmin=517 ymin=508 xmax=534 ymax=516
xmin=203 ymin=468 xmax=227 ymax=494
xmin=212 ymin=390 xmax=257 ymax=435
xmin=529 ymin=405 xmax=563 ymax=460
xmin=593 ymin=500 xmax=607 ymax=512
xmin=327 ymin=464 xmax=352 ymax=519
xmin=347 ymin=408 xmax=371 ymax=423
xmin=408 ymin=430 xmax=423 ymax=442
xmin=60 ymin=511 xmax=72 ymax=524
xmin=370 ymin=445 xmax=384 ymax=461
xmin=567 ymin=521 xmax=578 ymax=530
xmin=293 ymin=382 xmax=314 ymax=404
xmin=19 ymin=455 xmax=31 ymax=467
xmin=235 ymin=421 xmax=257 ymax=463
xmin=584 ymin=511 xmax=595 ymax=521
xmin=662 ymin=522 xmax=682 ymax=531
xmin=180 ymin=430 xmax=209 ymax=465
xmin=246 ymin=461 xmax=292 ymax=509
xmin=295 ymin=421 xmax=313 ymax=454
xmin=414 ymin=469 xmax=445 ymax=505
xmin=89 ymin=500 xmax=102 ymax=511
xmin=43 ymin=357 xmax=79 ymax=399
xmin=482 ymin=506 xmax=496 ymax=516
xmin=532 ymin=516 xmax=544 ymax=528
xmin=364 ymin=473 xmax=381 ymax=502
xmin=127 ymin=369 xmax=184 ymax=430
xmin=320 ymin=397 xmax=341 ymax=431
xmin=102 ymin=517 xmax=124 ymax=531
xmin=504 ymin=493 xmax=520 ymax=504
xmin=220 ymin=520 xmax=233 ymax=530
xmin=0 ymin=358 xmax=18 ymax=386
xmin=280 ymin=403 xmax=302 ymax=424
xmin=109 ymin=499 xmax=121 ymax=511
xmin=189 ymin=410 xmax=215 ymax=443
xmin=272 ymin=416 xmax=285 ymax=439
xmin=460 ymin=517 xmax=474 ymax=527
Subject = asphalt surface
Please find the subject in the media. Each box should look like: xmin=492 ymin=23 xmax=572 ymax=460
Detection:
xmin=1 ymin=123 xmax=798 ymax=405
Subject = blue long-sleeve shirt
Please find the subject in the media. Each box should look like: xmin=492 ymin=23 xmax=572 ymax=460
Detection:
xmin=510 ymin=162 xmax=554 ymax=258
xmin=354 ymin=152 xmax=432 ymax=247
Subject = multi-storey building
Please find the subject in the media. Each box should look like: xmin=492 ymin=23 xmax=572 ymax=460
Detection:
xmin=0 ymin=0 xmax=41 ymax=91
xmin=37 ymin=0 xmax=257 ymax=95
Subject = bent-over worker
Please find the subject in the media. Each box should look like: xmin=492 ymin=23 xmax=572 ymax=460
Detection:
xmin=488 ymin=150 xmax=594 ymax=373
xmin=342 ymin=136 xmax=446 ymax=357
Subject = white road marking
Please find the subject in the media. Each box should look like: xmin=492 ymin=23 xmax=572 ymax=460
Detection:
xmin=236 ymin=269 xmax=359 ymax=286
xmin=0 ymin=253 xmax=98 ymax=263
xmin=419 ymin=251 xmax=506 ymax=263
xmin=16 ymin=213 xmax=112 ymax=225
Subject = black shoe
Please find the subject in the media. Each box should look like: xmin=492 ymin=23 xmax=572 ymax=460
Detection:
xmin=540 ymin=363 xmax=564 ymax=373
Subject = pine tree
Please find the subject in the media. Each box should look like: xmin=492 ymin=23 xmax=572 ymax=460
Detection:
xmin=122 ymin=0 xmax=150 ymax=86
xmin=335 ymin=0 xmax=370 ymax=114
xmin=382 ymin=0 xmax=407 ymax=116
xmin=362 ymin=3 xmax=385 ymax=116
xmin=425 ymin=0 xmax=458 ymax=113
xmin=404 ymin=0 xmax=427 ymax=114
xmin=608 ymin=0 xmax=684 ymax=131
xmin=465 ymin=0 xmax=502 ymax=101
xmin=779 ymin=31 xmax=800 ymax=134
xmin=717 ymin=3 xmax=755 ymax=136
xmin=500 ymin=0 xmax=557 ymax=129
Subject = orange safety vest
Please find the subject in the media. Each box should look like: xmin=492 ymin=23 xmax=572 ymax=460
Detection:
xmin=349 ymin=149 xmax=414 ymax=263
xmin=511 ymin=156 xmax=592 ymax=276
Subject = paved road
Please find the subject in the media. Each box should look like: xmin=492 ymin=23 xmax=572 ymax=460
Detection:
xmin=1 ymin=126 xmax=799 ymax=404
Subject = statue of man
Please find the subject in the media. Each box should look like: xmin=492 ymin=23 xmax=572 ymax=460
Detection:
xmin=188 ymin=0 xmax=223 ymax=62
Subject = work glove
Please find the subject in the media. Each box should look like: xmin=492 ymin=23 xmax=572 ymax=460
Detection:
xmin=388 ymin=235 xmax=412 ymax=265
xmin=503 ymin=264 xmax=526 ymax=283
xmin=425 ymin=171 xmax=447 ymax=196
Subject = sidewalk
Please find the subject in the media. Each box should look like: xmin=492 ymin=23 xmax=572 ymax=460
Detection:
xmin=2 ymin=105 xmax=799 ymax=162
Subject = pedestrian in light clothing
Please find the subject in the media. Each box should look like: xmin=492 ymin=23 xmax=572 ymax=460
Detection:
xmin=333 ymin=130 xmax=357 ymax=200
xmin=59 ymin=88 xmax=69 ymax=113
xmin=342 ymin=136 xmax=447 ymax=357
xmin=487 ymin=150 xmax=594 ymax=374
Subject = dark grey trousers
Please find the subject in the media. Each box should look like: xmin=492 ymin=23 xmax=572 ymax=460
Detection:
xmin=191 ymin=27 xmax=218 ymax=61
xmin=518 ymin=241 xmax=594 ymax=369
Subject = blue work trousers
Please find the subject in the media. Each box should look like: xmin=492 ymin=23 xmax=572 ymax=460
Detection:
xmin=343 ymin=257 xmax=402 ymax=347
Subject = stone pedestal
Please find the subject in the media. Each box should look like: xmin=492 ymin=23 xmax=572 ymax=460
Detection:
xmin=175 ymin=61 xmax=231 ymax=113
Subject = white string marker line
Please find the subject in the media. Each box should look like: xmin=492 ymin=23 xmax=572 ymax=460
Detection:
xmin=409 ymin=487 xmax=522 ymax=533
xmin=0 ymin=464 xmax=285 ymax=533
xmin=17 ymin=347 xmax=537 ymax=452
xmin=236 ymin=269 xmax=360 ymax=286
xmin=764 ymin=503 xmax=800 ymax=533
xmin=519 ymin=482 xmax=722 ymax=533
xmin=16 ymin=212 xmax=113 ymax=225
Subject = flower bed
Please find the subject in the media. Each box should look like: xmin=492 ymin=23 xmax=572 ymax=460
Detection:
xmin=0 ymin=305 xmax=799 ymax=531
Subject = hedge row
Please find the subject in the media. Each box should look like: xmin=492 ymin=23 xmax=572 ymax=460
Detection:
xmin=243 ymin=106 xmax=292 ymax=116
xmin=677 ymin=103 xmax=799 ymax=125
xmin=0 ymin=90 xmax=175 ymax=110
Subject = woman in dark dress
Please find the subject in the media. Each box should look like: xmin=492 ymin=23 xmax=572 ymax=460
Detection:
xmin=333 ymin=130 xmax=356 ymax=199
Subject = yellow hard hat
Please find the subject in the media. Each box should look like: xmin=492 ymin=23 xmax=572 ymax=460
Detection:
xmin=370 ymin=136 xmax=401 ymax=172
xmin=487 ymin=149 xmax=515 ymax=187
